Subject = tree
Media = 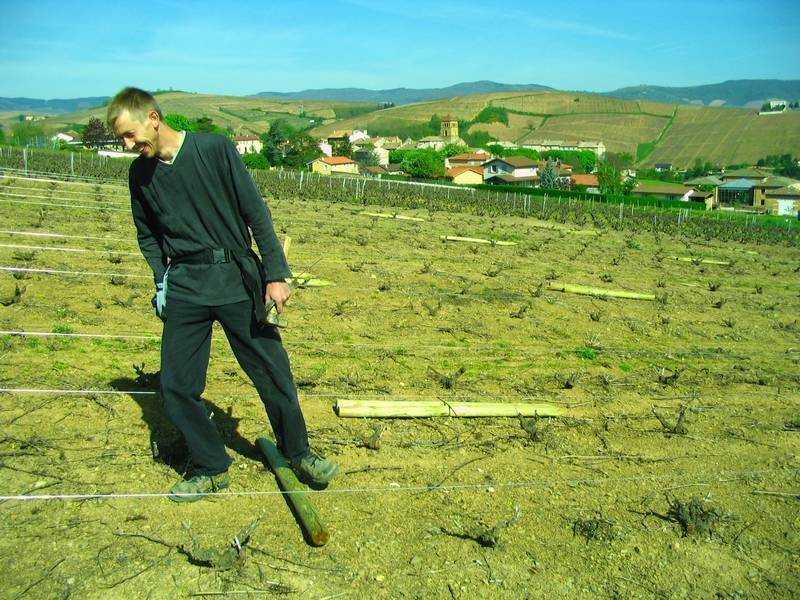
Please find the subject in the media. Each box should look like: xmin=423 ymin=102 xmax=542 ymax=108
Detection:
xmin=242 ymin=152 xmax=269 ymax=170
xmin=428 ymin=114 xmax=441 ymax=135
xmin=283 ymin=132 xmax=322 ymax=169
xmin=259 ymin=119 xmax=295 ymax=166
xmin=194 ymin=117 xmax=221 ymax=134
xmin=400 ymin=149 xmax=444 ymax=179
xmin=597 ymin=161 xmax=623 ymax=196
xmin=331 ymin=139 xmax=352 ymax=158
xmin=164 ymin=113 xmax=195 ymax=132
xmin=354 ymin=149 xmax=380 ymax=166
xmin=539 ymin=160 xmax=559 ymax=189
xmin=622 ymin=174 xmax=637 ymax=195
xmin=756 ymin=153 xmax=800 ymax=178
xmin=82 ymin=117 xmax=111 ymax=148
xmin=440 ymin=143 xmax=470 ymax=158
xmin=686 ymin=157 xmax=715 ymax=179
xmin=605 ymin=151 xmax=633 ymax=171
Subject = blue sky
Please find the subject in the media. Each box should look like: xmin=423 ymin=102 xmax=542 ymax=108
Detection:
xmin=1 ymin=0 xmax=798 ymax=98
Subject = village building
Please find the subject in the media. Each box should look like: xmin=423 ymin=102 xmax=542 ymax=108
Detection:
xmin=233 ymin=135 xmax=262 ymax=155
xmin=720 ymin=166 xmax=771 ymax=182
xmin=352 ymin=141 xmax=390 ymax=166
xmin=632 ymin=182 xmax=694 ymax=201
xmin=751 ymin=175 xmax=799 ymax=209
xmin=446 ymin=166 xmax=484 ymax=186
xmin=416 ymin=114 xmax=466 ymax=150
xmin=372 ymin=136 xmax=402 ymax=150
xmin=684 ymin=175 xmax=723 ymax=187
xmin=482 ymin=156 xmax=538 ymax=184
xmin=384 ymin=163 xmax=407 ymax=176
xmin=522 ymin=139 xmax=606 ymax=158
xmin=654 ymin=163 xmax=673 ymax=172
xmin=309 ymin=156 xmax=359 ymax=175
xmin=764 ymin=186 xmax=800 ymax=216
xmin=570 ymin=173 xmax=599 ymax=193
xmin=416 ymin=136 xmax=447 ymax=150
xmin=52 ymin=131 xmax=82 ymax=145
xmin=716 ymin=178 xmax=756 ymax=207
xmin=444 ymin=151 xmax=491 ymax=170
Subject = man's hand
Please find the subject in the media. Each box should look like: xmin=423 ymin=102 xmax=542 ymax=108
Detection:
xmin=265 ymin=281 xmax=292 ymax=314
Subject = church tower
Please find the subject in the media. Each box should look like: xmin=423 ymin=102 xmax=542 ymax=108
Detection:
xmin=440 ymin=115 xmax=458 ymax=141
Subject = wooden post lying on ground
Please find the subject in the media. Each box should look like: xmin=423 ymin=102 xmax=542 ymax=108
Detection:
xmin=546 ymin=282 xmax=655 ymax=301
xmin=334 ymin=400 xmax=564 ymax=418
xmin=666 ymin=256 xmax=731 ymax=266
xmin=257 ymin=437 xmax=329 ymax=547
xmin=361 ymin=211 xmax=426 ymax=222
xmin=440 ymin=235 xmax=517 ymax=246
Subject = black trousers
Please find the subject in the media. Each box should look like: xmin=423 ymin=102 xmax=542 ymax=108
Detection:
xmin=160 ymin=297 xmax=309 ymax=475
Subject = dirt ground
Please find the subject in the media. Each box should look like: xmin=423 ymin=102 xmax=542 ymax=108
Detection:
xmin=0 ymin=174 xmax=798 ymax=598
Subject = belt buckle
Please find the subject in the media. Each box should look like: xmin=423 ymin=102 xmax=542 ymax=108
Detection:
xmin=212 ymin=248 xmax=229 ymax=264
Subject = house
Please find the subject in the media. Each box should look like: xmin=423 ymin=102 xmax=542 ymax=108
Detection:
xmin=416 ymin=136 xmax=446 ymax=151
xmin=373 ymin=136 xmax=402 ymax=150
xmin=482 ymin=156 xmax=538 ymax=183
xmin=632 ymin=182 xmax=693 ymax=201
xmin=446 ymin=166 xmax=484 ymax=186
xmin=687 ymin=190 xmax=714 ymax=204
xmin=684 ymin=175 xmax=723 ymax=187
xmin=764 ymin=186 xmax=800 ymax=216
xmin=352 ymin=143 xmax=390 ymax=166
xmin=571 ymin=173 xmax=599 ymax=193
xmin=363 ymin=165 xmax=388 ymax=177
xmin=654 ymin=163 xmax=673 ymax=172
xmin=715 ymin=178 xmax=756 ymax=207
xmin=444 ymin=151 xmax=491 ymax=170
xmin=752 ymin=175 xmax=800 ymax=209
xmin=52 ymin=131 xmax=82 ymax=145
xmin=318 ymin=140 xmax=333 ymax=156
xmin=720 ymin=167 xmax=770 ymax=182
xmin=384 ymin=163 xmax=407 ymax=176
xmin=309 ymin=156 xmax=359 ymax=175
xmin=522 ymin=139 xmax=606 ymax=158
xmin=233 ymin=135 xmax=262 ymax=155
xmin=349 ymin=130 xmax=370 ymax=144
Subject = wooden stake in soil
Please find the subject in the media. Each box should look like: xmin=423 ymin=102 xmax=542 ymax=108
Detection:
xmin=256 ymin=437 xmax=329 ymax=547
xmin=546 ymin=282 xmax=655 ymax=301
xmin=334 ymin=399 xmax=564 ymax=418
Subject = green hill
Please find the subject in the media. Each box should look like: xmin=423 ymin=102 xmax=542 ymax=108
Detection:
xmin=309 ymin=90 xmax=800 ymax=168
xmin=0 ymin=91 xmax=378 ymax=138
xmin=9 ymin=89 xmax=800 ymax=169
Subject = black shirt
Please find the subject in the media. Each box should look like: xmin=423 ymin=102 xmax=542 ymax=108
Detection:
xmin=128 ymin=131 xmax=291 ymax=305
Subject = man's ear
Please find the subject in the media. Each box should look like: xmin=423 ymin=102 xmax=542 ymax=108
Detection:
xmin=148 ymin=110 xmax=160 ymax=130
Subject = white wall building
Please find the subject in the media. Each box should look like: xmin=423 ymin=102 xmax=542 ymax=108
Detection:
xmin=233 ymin=135 xmax=263 ymax=155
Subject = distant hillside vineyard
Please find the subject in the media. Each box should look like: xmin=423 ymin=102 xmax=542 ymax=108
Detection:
xmin=7 ymin=89 xmax=800 ymax=169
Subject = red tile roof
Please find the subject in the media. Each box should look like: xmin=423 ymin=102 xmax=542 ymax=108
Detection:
xmin=571 ymin=174 xmax=598 ymax=186
xmin=449 ymin=152 xmax=490 ymax=162
xmin=446 ymin=166 xmax=483 ymax=178
xmin=321 ymin=156 xmax=355 ymax=165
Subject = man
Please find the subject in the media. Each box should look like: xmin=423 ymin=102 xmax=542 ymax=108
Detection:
xmin=107 ymin=87 xmax=338 ymax=502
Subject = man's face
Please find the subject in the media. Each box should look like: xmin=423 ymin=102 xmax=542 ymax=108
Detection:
xmin=113 ymin=109 xmax=159 ymax=158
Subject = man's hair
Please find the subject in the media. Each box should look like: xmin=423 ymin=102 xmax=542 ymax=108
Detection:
xmin=106 ymin=87 xmax=163 ymax=128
